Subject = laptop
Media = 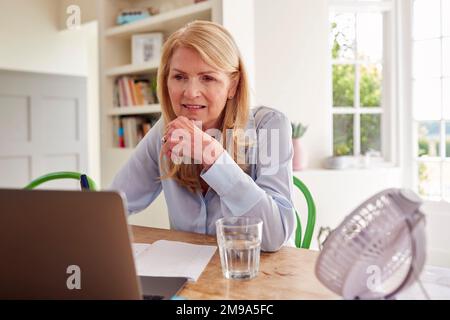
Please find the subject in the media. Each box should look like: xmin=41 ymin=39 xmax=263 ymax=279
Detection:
xmin=0 ymin=188 xmax=187 ymax=300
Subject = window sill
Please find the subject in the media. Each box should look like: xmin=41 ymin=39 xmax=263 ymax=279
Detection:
xmin=294 ymin=165 xmax=400 ymax=175
xmin=319 ymin=155 xmax=396 ymax=170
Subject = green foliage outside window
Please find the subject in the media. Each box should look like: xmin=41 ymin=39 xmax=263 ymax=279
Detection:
xmin=418 ymin=139 xmax=430 ymax=157
xmin=418 ymin=162 xmax=427 ymax=196
xmin=435 ymin=140 xmax=450 ymax=157
xmin=333 ymin=65 xmax=355 ymax=107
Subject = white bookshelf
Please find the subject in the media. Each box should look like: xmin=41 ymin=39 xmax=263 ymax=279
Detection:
xmin=97 ymin=0 xmax=254 ymax=228
xmin=107 ymin=104 xmax=161 ymax=116
xmin=105 ymin=62 xmax=159 ymax=77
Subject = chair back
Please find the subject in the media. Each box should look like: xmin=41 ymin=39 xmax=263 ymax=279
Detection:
xmin=24 ymin=171 xmax=97 ymax=191
xmin=293 ymin=176 xmax=316 ymax=249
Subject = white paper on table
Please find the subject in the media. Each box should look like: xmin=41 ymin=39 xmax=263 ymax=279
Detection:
xmin=132 ymin=243 xmax=151 ymax=259
xmin=132 ymin=240 xmax=217 ymax=282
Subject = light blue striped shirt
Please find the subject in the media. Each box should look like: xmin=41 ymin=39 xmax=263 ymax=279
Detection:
xmin=110 ymin=106 xmax=296 ymax=251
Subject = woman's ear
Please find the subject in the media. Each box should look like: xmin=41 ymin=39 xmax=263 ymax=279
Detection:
xmin=228 ymin=73 xmax=240 ymax=99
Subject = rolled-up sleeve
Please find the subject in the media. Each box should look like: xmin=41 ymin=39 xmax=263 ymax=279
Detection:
xmin=109 ymin=119 xmax=163 ymax=214
xmin=201 ymin=111 xmax=295 ymax=252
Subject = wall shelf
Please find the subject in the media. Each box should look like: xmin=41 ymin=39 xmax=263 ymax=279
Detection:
xmin=107 ymin=104 xmax=161 ymax=116
xmin=105 ymin=1 xmax=213 ymax=38
xmin=105 ymin=63 xmax=159 ymax=77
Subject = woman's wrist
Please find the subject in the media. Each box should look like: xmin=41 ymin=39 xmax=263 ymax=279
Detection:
xmin=202 ymin=137 xmax=224 ymax=171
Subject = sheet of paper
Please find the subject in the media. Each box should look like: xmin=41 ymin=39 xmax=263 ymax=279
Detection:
xmin=132 ymin=240 xmax=217 ymax=282
xmin=132 ymin=243 xmax=151 ymax=259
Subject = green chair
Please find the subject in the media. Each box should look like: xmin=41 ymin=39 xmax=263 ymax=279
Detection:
xmin=24 ymin=171 xmax=97 ymax=191
xmin=293 ymin=176 xmax=316 ymax=249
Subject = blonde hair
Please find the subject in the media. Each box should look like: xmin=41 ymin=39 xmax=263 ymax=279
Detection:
xmin=157 ymin=20 xmax=251 ymax=192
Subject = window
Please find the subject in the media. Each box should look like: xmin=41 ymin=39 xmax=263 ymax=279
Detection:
xmin=330 ymin=1 xmax=394 ymax=160
xmin=412 ymin=0 xmax=450 ymax=201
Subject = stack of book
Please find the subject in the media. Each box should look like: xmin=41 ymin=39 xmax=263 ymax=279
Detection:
xmin=114 ymin=76 xmax=157 ymax=107
xmin=113 ymin=115 xmax=159 ymax=148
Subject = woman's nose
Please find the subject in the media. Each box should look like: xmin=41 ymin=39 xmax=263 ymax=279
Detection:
xmin=183 ymin=79 xmax=201 ymax=99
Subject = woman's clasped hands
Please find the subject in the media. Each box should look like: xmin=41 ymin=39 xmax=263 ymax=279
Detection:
xmin=161 ymin=116 xmax=224 ymax=170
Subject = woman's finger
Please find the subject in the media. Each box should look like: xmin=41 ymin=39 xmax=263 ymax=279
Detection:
xmin=167 ymin=116 xmax=194 ymax=131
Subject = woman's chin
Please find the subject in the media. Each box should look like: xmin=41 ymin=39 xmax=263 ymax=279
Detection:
xmin=179 ymin=112 xmax=204 ymax=122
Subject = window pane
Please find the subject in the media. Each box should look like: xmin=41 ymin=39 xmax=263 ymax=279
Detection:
xmin=413 ymin=0 xmax=441 ymax=40
xmin=418 ymin=161 xmax=441 ymax=199
xmin=418 ymin=121 xmax=441 ymax=157
xmin=333 ymin=114 xmax=354 ymax=156
xmin=361 ymin=114 xmax=381 ymax=154
xmin=356 ymin=13 xmax=382 ymax=62
xmin=331 ymin=13 xmax=356 ymax=60
xmin=360 ymin=64 xmax=382 ymax=107
xmin=444 ymin=162 xmax=450 ymax=201
xmin=443 ymin=37 xmax=450 ymax=77
xmin=444 ymin=78 xmax=450 ymax=119
xmin=333 ymin=64 xmax=355 ymax=107
xmin=447 ymin=122 xmax=450 ymax=157
xmin=413 ymin=79 xmax=442 ymax=120
xmin=443 ymin=0 xmax=450 ymax=36
xmin=413 ymin=39 xmax=441 ymax=79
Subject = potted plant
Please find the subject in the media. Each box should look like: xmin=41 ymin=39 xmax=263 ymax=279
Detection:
xmin=291 ymin=122 xmax=308 ymax=171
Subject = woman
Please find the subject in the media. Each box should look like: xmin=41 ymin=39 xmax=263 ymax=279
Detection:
xmin=111 ymin=21 xmax=295 ymax=252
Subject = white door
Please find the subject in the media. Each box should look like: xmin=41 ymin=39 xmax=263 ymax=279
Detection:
xmin=0 ymin=70 xmax=87 ymax=190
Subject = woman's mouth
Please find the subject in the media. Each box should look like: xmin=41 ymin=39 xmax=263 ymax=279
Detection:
xmin=182 ymin=104 xmax=206 ymax=110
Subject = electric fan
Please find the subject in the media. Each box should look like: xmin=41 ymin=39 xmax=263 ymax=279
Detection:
xmin=315 ymin=188 xmax=427 ymax=299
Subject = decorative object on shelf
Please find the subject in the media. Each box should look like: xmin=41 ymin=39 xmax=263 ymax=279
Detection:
xmin=132 ymin=33 xmax=163 ymax=66
xmin=116 ymin=7 xmax=159 ymax=25
xmin=159 ymin=0 xmax=199 ymax=14
xmin=322 ymin=155 xmax=357 ymax=170
xmin=322 ymin=153 xmax=381 ymax=170
xmin=316 ymin=188 xmax=427 ymax=299
xmin=363 ymin=149 xmax=382 ymax=168
xmin=291 ymin=122 xmax=308 ymax=171
xmin=158 ymin=2 xmax=176 ymax=14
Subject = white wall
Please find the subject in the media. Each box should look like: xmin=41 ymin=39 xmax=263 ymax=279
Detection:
xmin=0 ymin=0 xmax=100 ymax=184
xmin=254 ymin=0 xmax=332 ymax=168
xmin=0 ymin=0 xmax=87 ymax=76
xmin=421 ymin=201 xmax=450 ymax=268
xmin=295 ymin=168 xmax=402 ymax=249
xmin=85 ymin=21 xmax=101 ymax=186
xmin=59 ymin=0 xmax=97 ymax=29
xmin=221 ymin=0 xmax=255 ymax=103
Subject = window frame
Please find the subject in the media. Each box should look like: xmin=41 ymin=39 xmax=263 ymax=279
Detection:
xmin=329 ymin=0 xmax=397 ymax=165
xmin=407 ymin=0 xmax=450 ymax=201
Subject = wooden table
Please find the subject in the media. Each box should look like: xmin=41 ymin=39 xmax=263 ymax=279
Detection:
xmin=132 ymin=226 xmax=338 ymax=300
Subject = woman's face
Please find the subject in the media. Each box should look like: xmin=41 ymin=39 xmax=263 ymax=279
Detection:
xmin=167 ymin=46 xmax=238 ymax=130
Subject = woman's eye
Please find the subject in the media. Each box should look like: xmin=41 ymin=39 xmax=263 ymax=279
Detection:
xmin=202 ymin=76 xmax=215 ymax=82
xmin=174 ymin=74 xmax=185 ymax=80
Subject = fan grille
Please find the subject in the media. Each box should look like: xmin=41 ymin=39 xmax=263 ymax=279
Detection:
xmin=315 ymin=189 xmax=424 ymax=298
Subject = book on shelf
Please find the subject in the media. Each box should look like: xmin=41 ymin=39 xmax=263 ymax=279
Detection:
xmin=114 ymin=75 xmax=158 ymax=107
xmin=113 ymin=115 xmax=160 ymax=148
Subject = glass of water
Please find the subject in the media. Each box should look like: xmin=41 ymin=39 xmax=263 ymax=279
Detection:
xmin=215 ymin=217 xmax=263 ymax=280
